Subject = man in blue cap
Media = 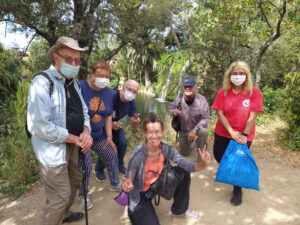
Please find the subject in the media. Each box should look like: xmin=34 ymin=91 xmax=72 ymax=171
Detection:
xmin=169 ymin=77 xmax=210 ymax=161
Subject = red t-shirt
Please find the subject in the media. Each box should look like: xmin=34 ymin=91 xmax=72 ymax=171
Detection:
xmin=212 ymin=87 xmax=263 ymax=141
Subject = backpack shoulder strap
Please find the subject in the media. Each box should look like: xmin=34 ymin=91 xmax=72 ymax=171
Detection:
xmin=34 ymin=72 xmax=54 ymax=96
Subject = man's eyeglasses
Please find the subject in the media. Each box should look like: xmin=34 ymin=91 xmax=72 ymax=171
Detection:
xmin=56 ymin=52 xmax=81 ymax=66
xmin=231 ymin=72 xmax=247 ymax=76
xmin=125 ymin=86 xmax=138 ymax=95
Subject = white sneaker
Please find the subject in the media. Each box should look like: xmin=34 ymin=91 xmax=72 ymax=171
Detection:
xmin=108 ymin=183 xmax=122 ymax=192
xmin=78 ymin=195 xmax=94 ymax=210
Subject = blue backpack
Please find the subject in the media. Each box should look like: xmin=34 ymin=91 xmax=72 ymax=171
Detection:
xmin=215 ymin=140 xmax=260 ymax=191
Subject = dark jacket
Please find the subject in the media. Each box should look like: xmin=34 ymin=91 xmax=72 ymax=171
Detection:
xmin=126 ymin=142 xmax=195 ymax=212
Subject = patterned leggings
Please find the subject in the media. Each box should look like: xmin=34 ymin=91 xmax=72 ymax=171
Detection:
xmin=78 ymin=138 xmax=119 ymax=196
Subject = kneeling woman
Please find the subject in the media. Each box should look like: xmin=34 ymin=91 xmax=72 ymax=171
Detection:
xmin=122 ymin=112 xmax=211 ymax=225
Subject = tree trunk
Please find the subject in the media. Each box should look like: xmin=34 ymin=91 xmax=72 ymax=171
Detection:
xmin=144 ymin=62 xmax=151 ymax=88
xmin=170 ymin=24 xmax=181 ymax=50
xmin=291 ymin=60 xmax=300 ymax=72
xmin=255 ymin=63 xmax=262 ymax=88
xmin=78 ymin=58 xmax=89 ymax=80
xmin=253 ymin=0 xmax=287 ymax=87
xmin=139 ymin=70 xmax=142 ymax=84
xmin=127 ymin=64 xmax=130 ymax=80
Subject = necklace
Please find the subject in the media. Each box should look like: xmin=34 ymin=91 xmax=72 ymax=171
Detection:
xmin=64 ymin=78 xmax=75 ymax=98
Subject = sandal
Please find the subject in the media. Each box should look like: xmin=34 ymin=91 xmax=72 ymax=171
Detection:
xmin=174 ymin=209 xmax=199 ymax=219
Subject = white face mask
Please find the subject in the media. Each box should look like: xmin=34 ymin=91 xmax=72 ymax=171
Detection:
xmin=124 ymin=90 xmax=136 ymax=101
xmin=94 ymin=77 xmax=110 ymax=89
xmin=231 ymin=75 xmax=246 ymax=86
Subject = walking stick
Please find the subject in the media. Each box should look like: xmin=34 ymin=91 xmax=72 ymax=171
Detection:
xmin=82 ymin=153 xmax=89 ymax=225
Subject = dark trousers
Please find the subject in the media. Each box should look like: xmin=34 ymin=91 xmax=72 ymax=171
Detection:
xmin=95 ymin=128 xmax=127 ymax=172
xmin=213 ymin=133 xmax=252 ymax=164
xmin=128 ymin=167 xmax=191 ymax=225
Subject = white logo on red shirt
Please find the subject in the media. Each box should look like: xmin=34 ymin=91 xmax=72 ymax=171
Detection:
xmin=242 ymin=99 xmax=250 ymax=107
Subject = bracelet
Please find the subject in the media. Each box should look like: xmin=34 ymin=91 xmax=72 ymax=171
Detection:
xmin=242 ymin=132 xmax=249 ymax=137
xmin=107 ymin=136 xmax=112 ymax=139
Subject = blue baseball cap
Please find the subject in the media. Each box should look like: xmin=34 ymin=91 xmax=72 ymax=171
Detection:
xmin=183 ymin=77 xmax=196 ymax=87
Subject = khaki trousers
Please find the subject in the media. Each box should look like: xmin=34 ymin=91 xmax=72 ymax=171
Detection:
xmin=39 ymin=144 xmax=83 ymax=225
xmin=179 ymin=128 xmax=208 ymax=161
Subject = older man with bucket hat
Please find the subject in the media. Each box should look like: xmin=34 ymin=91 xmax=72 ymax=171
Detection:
xmin=169 ymin=76 xmax=210 ymax=161
xmin=27 ymin=37 xmax=93 ymax=224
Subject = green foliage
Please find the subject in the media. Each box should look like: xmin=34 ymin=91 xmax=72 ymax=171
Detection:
xmin=156 ymin=51 xmax=189 ymax=100
xmin=255 ymin=113 xmax=276 ymax=126
xmin=280 ymin=72 xmax=300 ymax=150
xmin=208 ymin=110 xmax=218 ymax=137
xmin=278 ymin=127 xmax=300 ymax=151
xmin=188 ymin=0 xmax=297 ymax=93
xmin=25 ymin=39 xmax=50 ymax=76
xmin=261 ymin=87 xmax=286 ymax=114
xmin=0 ymin=44 xmax=22 ymax=101
xmin=284 ymin=72 xmax=300 ymax=128
xmin=0 ymin=80 xmax=39 ymax=197
xmin=0 ymin=173 xmax=39 ymax=199
xmin=108 ymin=72 xmax=120 ymax=90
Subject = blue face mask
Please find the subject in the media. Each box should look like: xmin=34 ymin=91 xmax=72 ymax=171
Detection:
xmin=60 ymin=62 xmax=79 ymax=79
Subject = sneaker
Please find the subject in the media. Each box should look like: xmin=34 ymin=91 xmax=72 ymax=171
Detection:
xmin=78 ymin=195 xmax=93 ymax=210
xmin=119 ymin=165 xmax=127 ymax=174
xmin=62 ymin=211 xmax=84 ymax=223
xmin=230 ymin=186 xmax=242 ymax=206
xmin=109 ymin=183 xmax=122 ymax=192
xmin=95 ymin=171 xmax=106 ymax=182
xmin=173 ymin=209 xmax=199 ymax=219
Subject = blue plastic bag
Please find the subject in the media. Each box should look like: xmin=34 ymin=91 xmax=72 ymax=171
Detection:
xmin=215 ymin=140 xmax=260 ymax=191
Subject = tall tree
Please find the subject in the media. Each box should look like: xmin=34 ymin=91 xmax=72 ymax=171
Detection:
xmin=116 ymin=0 xmax=176 ymax=88
xmin=0 ymin=0 xmax=136 ymax=79
xmin=188 ymin=0 xmax=297 ymax=88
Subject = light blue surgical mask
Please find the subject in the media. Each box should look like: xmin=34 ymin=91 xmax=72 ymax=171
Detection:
xmin=60 ymin=62 xmax=79 ymax=79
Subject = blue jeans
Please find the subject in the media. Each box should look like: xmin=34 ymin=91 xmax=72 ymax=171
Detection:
xmin=95 ymin=128 xmax=127 ymax=173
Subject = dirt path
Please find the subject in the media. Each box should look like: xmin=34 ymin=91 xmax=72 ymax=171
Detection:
xmin=1 ymin=120 xmax=300 ymax=225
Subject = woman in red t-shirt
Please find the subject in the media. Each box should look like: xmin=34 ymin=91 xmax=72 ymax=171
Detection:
xmin=212 ymin=61 xmax=263 ymax=206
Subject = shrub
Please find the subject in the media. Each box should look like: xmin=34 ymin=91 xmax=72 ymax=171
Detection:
xmin=280 ymin=72 xmax=300 ymax=150
xmin=0 ymin=80 xmax=39 ymax=197
xmin=284 ymin=72 xmax=300 ymax=128
xmin=261 ymin=86 xmax=286 ymax=114
xmin=108 ymin=72 xmax=120 ymax=90
xmin=0 ymin=44 xmax=22 ymax=101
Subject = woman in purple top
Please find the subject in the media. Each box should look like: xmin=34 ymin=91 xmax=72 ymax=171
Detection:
xmin=78 ymin=61 xmax=121 ymax=209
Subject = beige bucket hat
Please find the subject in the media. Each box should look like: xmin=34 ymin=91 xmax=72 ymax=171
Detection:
xmin=47 ymin=37 xmax=88 ymax=63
